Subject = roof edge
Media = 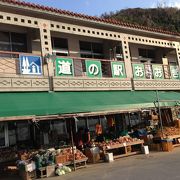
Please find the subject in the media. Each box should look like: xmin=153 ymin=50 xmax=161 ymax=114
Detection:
xmin=0 ymin=0 xmax=179 ymax=37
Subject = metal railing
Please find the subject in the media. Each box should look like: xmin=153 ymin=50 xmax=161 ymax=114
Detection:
xmin=54 ymin=56 xmax=125 ymax=78
xmin=0 ymin=50 xmax=42 ymax=75
xmin=0 ymin=51 xmax=179 ymax=81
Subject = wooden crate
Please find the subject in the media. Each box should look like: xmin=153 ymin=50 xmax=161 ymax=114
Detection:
xmin=162 ymin=141 xmax=173 ymax=152
xmin=19 ymin=170 xmax=36 ymax=180
xmin=149 ymin=143 xmax=161 ymax=151
xmin=46 ymin=165 xmax=55 ymax=177
xmin=126 ymin=146 xmax=132 ymax=153
xmin=37 ymin=167 xmax=47 ymax=178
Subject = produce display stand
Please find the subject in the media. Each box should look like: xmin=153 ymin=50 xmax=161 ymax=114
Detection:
xmin=152 ymin=135 xmax=180 ymax=152
xmin=163 ymin=135 xmax=180 ymax=148
xmin=102 ymin=140 xmax=144 ymax=159
xmin=63 ymin=158 xmax=88 ymax=169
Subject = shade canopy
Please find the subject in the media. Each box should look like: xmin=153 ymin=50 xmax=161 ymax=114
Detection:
xmin=0 ymin=91 xmax=180 ymax=118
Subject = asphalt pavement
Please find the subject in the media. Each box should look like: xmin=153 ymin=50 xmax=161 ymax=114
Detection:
xmin=46 ymin=148 xmax=180 ymax=180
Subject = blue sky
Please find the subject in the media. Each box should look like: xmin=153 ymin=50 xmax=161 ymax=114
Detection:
xmin=24 ymin=0 xmax=180 ymax=16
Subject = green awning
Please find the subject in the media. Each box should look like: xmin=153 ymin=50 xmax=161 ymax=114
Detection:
xmin=0 ymin=91 xmax=180 ymax=118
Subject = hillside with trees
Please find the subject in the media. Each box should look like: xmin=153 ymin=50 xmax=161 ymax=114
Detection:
xmin=101 ymin=7 xmax=180 ymax=33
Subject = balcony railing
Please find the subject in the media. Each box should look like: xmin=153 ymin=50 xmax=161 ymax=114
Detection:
xmin=0 ymin=51 xmax=179 ymax=81
xmin=0 ymin=52 xmax=180 ymax=91
xmin=53 ymin=56 xmax=127 ymax=79
xmin=0 ymin=51 xmax=43 ymax=76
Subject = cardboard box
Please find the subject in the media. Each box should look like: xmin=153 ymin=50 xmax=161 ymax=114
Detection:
xmin=25 ymin=162 xmax=36 ymax=172
xmin=105 ymin=153 xmax=114 ymax=162
xmin=142 ymin=145 xmax=149 ymax=155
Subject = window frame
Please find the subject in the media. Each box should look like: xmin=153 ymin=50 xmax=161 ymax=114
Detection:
xmin=0 ymin=31 xmax=27 ymax=53
xmin=79 ymin=41 xmax=104 ymax=59
xmin=51 ymin=37 xmax=69 ymax=56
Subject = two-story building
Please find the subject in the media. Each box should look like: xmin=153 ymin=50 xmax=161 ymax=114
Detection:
xmin=0 ymin=0 xmax=180 ymax=155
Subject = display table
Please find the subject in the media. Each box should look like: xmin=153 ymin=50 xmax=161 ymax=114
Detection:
xmin=55 ymin=148 xmax=88 ymax=169
xmin=164 ymin=135 xmax=180 ymax=148
xmin=63 ymin=158 xmax=88 ymax=169
xmin=102 ymin=140 xmax=144 ymax=159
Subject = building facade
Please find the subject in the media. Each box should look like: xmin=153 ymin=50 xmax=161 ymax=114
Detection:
xmin=0 ymin=0 xmax=180 ymax=150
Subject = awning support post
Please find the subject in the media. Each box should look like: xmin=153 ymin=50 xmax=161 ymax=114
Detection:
xmin=70 ymin=118 xmax=76 ymax=171
xmin=156 ymin=90 xmax=164 ymax=139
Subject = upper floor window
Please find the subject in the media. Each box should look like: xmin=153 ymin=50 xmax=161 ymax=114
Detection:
xmin=138 ymin=48 xmax=155 ymax=59
xmin=51 ymin=37 xmax=69 ymax=56
xmin=79 ymin=41 xmax=104 ymax=59
xmin=112 ymin=45 xmax=123 ymax=60
xmin=0 ymin=31 xmax=27 ymax=53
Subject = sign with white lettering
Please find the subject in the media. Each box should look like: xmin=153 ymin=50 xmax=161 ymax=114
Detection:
xmin=85 ymin=60 xmax=102 ymax=78
xmin=111 ymin=62 xmax=126 ymax=78
xmin=152 ymin=65 xmax=164 ymax=79
xmin=132 ymin=63 xmax=145 ymax=79
xmin=170 ymin=65 xmax=179 ymax=79
xmin=55 ymin=58 xmax=74 ymax=76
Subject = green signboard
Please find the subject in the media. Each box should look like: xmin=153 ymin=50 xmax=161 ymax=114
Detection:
xmin=55 ymin=58 xmax=74 ymax=76
xmin=152 ymin=65 xmax=164 ymax=79
xmin=132 ymin=63 xmax=145 ymax=79
xmin=170 ymin=65 xmax=179 ymax=79
xmin=111 ymin=61 xmax=126 ymax=78
xmin=85 ymin=60 xmax=102 ymax=78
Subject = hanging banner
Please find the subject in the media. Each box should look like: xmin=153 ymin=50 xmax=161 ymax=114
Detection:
xmin=144 ymin=64 xmax=153 ymax=79
xmin=163 ymin=65 xmax=170 ymax=79
xmin=55 ymin=58 xmax=74 ymax=76
xmin=111 ymin=61 xmax=126 ymax=78
xmin=170 ymin=65 xmax=179 ymax=79
xmin=19 ymin=55 xmax=42 ymax=75
xmin=152 ymin=65 xmax=164 ymax=79
xmin=85 ymin=60 xmax=102 ymax=78
xmin=132 ymin=63 xmax=145 ymax=79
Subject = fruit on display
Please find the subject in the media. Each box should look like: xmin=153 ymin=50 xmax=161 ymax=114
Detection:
xmin=18 ymin=150 xmax=39 ymax=161
xmin=97 ymin=136 xmax=140 ymax=149
xmin=56 ymin=148 xmax=86 ymax=163
xmin=156 ymin=127 xmax=180 ymax=138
